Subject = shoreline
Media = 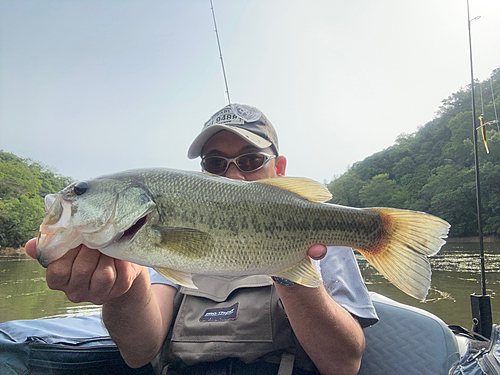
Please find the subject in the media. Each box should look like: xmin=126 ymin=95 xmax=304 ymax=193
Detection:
xmin=447 ymin=236 xmax=500 ymax=243
xmin=0 ymin=247 xmax=29 ymax=256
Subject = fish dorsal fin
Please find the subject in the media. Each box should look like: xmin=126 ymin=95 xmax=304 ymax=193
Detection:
xmin=154 ymin=267 xmax=198 ymax=289
xmin=272 ymin=257 xmax=323 ymax=287
xmin=257 ymin=177 xmax=332 ymax=203
xmin=202 ymin=171 xmax=220 ymax=178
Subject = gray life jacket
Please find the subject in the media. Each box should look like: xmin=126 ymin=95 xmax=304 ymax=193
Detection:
xmin=153 ymin=274 xmax=319 ymax=375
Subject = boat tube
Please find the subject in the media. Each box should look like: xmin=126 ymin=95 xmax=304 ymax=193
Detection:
xmin=0 ymin=292 xmax=482 ymax=375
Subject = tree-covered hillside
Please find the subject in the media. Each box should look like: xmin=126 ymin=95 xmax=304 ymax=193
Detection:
xmin=327 ymin=68 xmax=500 ymax=238
xmin=0 ymin=151 xmax=73 ymax=248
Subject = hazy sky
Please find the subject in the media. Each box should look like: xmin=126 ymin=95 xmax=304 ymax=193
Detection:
xmin=1 ymin=0 xmax=499 ymax=184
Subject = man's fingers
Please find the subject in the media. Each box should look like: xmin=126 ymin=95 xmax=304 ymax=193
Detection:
xmin=25 ymin=238 xmax=37 ymax=259
xmin=64 ymin=247 xmax=102 ymax=303
xmin=308 ymin=244 xmax=327 ymax=260
xmin=42 ymin=244 xmax=140 ymax=305
xmin=107 ymin=259 xmax=140 ymax=300
xmin=69 ymin=247 xmax=102 ymax=285
xmin=46 ymin=247 xmax=82 ymax=291
xmin=89 ymin=255 xmax=118 ymax=304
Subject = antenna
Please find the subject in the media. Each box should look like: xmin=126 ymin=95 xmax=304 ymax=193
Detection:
xmin=210 ymin=0 xmax=231 ymax=104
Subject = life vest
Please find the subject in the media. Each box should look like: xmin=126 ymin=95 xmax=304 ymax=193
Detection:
xmin=153 ymin=274 xmax=319 ymax=375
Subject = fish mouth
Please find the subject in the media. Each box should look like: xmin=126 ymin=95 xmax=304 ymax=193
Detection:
xmin=37 ymin=245 xmax=51 ymax=268
xmin=36 ymin=232 xmax=47 ymax=267
xmin=115 ymin=214 xmax=149 ymax=243
xmin=36 ymin=213 xmax=150 ymax=267
xmin=36 ymin=196 xmax=79 ymax=268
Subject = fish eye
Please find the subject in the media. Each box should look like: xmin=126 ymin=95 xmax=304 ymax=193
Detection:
xmin=74 ymin=181 xmax=89 ymax=196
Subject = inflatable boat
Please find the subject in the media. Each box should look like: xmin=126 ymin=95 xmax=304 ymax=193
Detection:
xmin=1 ymin=292 xmax=480 ymax=375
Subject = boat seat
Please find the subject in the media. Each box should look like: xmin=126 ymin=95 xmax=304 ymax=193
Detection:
xmin=358 ymin=292 xmax=461 ymax=375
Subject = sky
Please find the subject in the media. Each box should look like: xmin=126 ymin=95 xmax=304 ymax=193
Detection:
xmin=1 ymin=0 xmax=499 ymax=184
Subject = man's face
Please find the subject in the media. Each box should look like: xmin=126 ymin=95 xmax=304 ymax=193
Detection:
xmin=202 ymin=130 xmax=285 ymax=181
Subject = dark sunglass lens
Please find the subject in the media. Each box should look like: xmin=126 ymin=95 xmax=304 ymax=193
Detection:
xmin=203 ymin=157 xmax=227 ymax=174
xmin=237 ymin=154 xmax=265 ymax=172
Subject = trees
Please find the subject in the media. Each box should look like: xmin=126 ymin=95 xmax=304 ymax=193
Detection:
xmin=0 ymin=151 xmax=73 ymax=248
xmin=327 ymin=67 xmax=500 ymax=238
xmin=358 ymin=174 xmax=407 ymax=208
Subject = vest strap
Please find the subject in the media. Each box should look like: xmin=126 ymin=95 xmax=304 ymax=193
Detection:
xmin=277 ymin=352 xmax=295 ymax=375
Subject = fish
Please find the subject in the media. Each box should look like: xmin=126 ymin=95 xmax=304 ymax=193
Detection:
xmin=478 ymin=116 xmax=490 ymax=154
xmin=36 ymin=168 xmax=450 ymax=300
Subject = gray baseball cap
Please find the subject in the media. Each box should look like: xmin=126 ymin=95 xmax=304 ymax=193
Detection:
xmin=187 ymin=103 xmax=279 ymax=159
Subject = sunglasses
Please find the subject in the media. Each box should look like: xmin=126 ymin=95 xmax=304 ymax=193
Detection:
xmin=201 ymin=152 xmax=276 ymax=175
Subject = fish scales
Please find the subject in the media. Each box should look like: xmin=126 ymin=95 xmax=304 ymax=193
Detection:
xmin=114 ymin=170 xmax=384 ymax=274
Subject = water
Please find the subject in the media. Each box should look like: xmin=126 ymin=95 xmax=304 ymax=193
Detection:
xmin=0 ymin=252 xmax=100 ymax=323
xmin=0 ymin=242 xmax=499 ymax=328
xmin=358 ymin=241 xmax=500 ymax=328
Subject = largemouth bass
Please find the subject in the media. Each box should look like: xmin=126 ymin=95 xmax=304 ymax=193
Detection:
xmin=36 ymin=168 xmax=450 ymax=300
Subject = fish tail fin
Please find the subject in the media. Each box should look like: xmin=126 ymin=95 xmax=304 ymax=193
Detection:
xmin=358 ymin=208 xmax=450 ymax=301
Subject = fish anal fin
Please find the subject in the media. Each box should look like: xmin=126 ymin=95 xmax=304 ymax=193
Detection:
xmin=257 ymin=177 xmax=332 ymax=203
xmin=273 ymin=257 xmax=323 ymax=288
xmin=357 ymin=207 xmax=450 ymax=301
xmin=154 ymin=267 xmax=198 ymax=289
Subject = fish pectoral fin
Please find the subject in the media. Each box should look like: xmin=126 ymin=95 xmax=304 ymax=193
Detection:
xmin=156 ymin=227 xmax=215 ymax=258
xmin=154 ymin=267 xmax=198 ymax=289
xmin=272 ymin=258 xmax=323 ymax=288
xmin=256 ymin=177 xmax=332 ymax=203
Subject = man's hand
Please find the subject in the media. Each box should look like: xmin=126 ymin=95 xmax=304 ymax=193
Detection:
xmin=25 ymin=238 xmax=176 ymax=368
xmin=25 ymin=238 xmax=143 ymax=305
xmin=307 ymin=244 xmax=327 ymax=260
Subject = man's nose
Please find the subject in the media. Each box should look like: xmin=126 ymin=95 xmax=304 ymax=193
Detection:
xmin=223 ymin=163 xmax=245 ymax=180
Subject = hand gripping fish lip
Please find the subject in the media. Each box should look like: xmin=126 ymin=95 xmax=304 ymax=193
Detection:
xmin=36 ymin=190 xmax=154 ymax=267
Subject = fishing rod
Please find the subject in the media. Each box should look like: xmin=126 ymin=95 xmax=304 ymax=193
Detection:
xmin=209 ymin=0 xmax=231 ymax=104
xmin=466 ymin=0 xmax=492 ymax=339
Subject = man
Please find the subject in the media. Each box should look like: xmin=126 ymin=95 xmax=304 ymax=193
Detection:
xmin=25 ymin=103 xmax=377 ymax=375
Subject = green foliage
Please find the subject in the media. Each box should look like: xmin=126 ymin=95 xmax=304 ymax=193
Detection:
xmin=327 ymin=67 xmax=500 ymax=238
xmin=359 ymin=174 xmax=407 ymax=208
xmin=327 ymin=171 xmax=364 ymax=207
xmin=0 ymin=151 xmax=73 ymax=248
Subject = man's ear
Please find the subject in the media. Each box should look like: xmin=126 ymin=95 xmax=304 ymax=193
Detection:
xmin=275 ymin=156 xmax=286 ymax=177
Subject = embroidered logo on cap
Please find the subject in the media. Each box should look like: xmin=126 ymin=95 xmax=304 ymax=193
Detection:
xmin=199 ymin=302 xmax=239 ymax=322
xmin=203 ymin=108 xmax=243 ymax=129
xmin=203 ymin=105 xmax=262 ymax=129
xmin=231 ymin=104 xmax=261 ymax=122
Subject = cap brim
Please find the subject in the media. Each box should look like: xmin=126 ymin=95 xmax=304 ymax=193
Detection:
xmin=187 ymin=125 xmax=272 ymax=159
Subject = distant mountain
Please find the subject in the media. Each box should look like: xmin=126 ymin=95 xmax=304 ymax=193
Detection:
xmin=327 ymin=68 xmax=500 ymax=238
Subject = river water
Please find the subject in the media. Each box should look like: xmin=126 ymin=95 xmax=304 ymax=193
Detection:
xmin=0 ymin=242 xmax=499 ymax=329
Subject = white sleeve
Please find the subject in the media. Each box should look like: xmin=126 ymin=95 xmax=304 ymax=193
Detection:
xmin=320 ymin=247 xmax=378 ymax=328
